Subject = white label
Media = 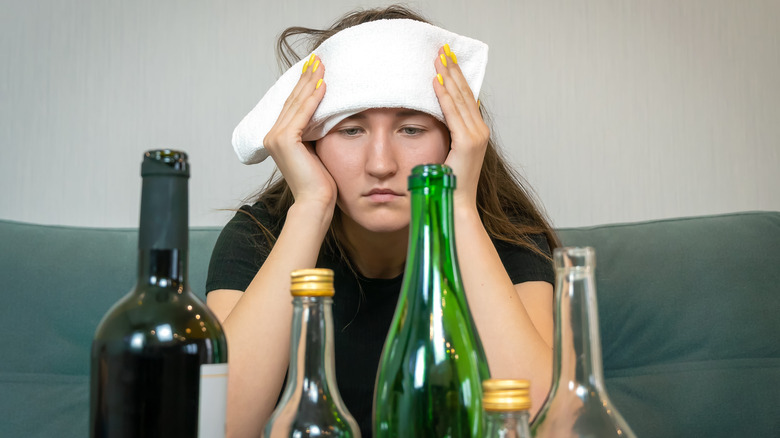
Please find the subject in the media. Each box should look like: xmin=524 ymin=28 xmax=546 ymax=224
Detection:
xmin=198 ymin=362 xmax=228 ymax=438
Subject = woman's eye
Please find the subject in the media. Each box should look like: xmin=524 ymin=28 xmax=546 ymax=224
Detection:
xmin=340 ymin=127 xmax=363 ymax=136
xmin=401 ymin=127 xmax=424 ymax=136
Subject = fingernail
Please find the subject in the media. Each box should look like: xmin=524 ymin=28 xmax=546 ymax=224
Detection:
xmin=477 ymin=99 xmax=481 ymax=108
xmin=308 ymin=53 xmax=316 ymax=65
xmin=316 ymin=78 xmax=323 ymax=89
xmin=302 ymin=60 xmax=309 ymax=74
xmin=312 ymin=60 xmax=320 ymax=72
xmin=449 ymin=52 xmax=458 ymax=64
xmin=437 ymin=73 xmax=444 ymax=85
xmin=440 ymin=54 xmax=448 ymax=67
xmin=444 ymin=44 xmax=452 ymax=56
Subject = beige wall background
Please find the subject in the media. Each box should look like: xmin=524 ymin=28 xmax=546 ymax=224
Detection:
xmin=1 ymin=0 xmax=778 ymax=228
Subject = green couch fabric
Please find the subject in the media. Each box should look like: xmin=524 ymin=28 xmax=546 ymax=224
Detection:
xmin=1 ymin=211 xmax=778 ymax=437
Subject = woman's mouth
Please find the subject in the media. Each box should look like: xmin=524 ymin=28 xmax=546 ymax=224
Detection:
xmin=365 ymin=188 xmax=403 ymax=203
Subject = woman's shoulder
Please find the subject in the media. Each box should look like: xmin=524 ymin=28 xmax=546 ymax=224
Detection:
xmin=214 ymin=200 xmax=285 ymax=249
xmin=492 ymin=233 xmax=555 ymax=286
xmin=225 ymin=201 xmax=283 ymax=230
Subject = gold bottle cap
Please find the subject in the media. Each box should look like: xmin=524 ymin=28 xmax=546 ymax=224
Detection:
xmin=482 ymin=379 xmax=532 ymax=411
xmin=290 ymin=268 xmax=335 ymax=297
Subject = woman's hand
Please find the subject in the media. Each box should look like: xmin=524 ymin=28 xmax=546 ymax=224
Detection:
xmin=263 ymin=55 xmax=337 ymax=213
xmin=433 ymin=45 xmax=491 ymax=207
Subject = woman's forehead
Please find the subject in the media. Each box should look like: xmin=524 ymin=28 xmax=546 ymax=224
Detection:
xmin=344 ymin=108 xmax=435 ymax=121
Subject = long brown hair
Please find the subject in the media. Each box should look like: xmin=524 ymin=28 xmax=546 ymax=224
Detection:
xmin=248 ymin=5 xmax=559 ymax=265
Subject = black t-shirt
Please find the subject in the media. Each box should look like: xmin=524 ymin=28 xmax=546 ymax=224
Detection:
xmin=206 ymin=202 xmax=554 ymax=437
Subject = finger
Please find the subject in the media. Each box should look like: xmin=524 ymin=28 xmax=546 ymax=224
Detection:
xmin=433 ymin=73 xmax=470 ymax=140
xmin=437 ymin=48 xmax=476 ymax=104
xmin=284 ymin=53 xmax=320 ymax=106
xmin=276 ymin=55 xmax=326 ymax=132
xmin=434 ymin=48 xmax=481 ymax=128
xmin=284 ymin=80 xmax=327 ymax=137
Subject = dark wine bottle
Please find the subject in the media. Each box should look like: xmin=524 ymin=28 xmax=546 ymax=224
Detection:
xmin=373 ymin=164 xmax=490 ymax=437
xmin=89 ymin=150 xmax=228 ymax=438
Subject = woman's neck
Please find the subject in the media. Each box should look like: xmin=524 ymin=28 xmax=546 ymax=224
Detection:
xmin=340 ymin=216 xmax=408 ymax=280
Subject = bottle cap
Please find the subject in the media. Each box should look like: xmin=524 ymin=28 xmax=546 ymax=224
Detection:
xmin=482 ymin=379 xmax=532 ymax=411
xmin=142 ymin=149 xmax=190 ymax=177
xmin=408 ymin=164 xmax=456 ymax=190
xmin=290 ymin=268 xmax=335 ymax=297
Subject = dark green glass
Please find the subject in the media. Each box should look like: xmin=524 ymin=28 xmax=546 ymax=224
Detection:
xmin=373 ymin=164 xmax=490 ymax=437
xmin=89 ymin=150 xmax=228 ymax=438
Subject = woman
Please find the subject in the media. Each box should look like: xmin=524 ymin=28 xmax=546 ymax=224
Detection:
xmin=207 ymin=5 xmax=558 ymax=437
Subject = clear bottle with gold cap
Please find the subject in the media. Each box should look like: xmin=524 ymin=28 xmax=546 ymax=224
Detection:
xmin=482 ymin=379 xmax=532 ymax=438
xmin=263 ymin=269 xmax=360 ymax=438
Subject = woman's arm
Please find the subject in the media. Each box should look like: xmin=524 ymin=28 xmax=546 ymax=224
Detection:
xmin=207 ymin=56 xmax=335 ymax=437
xmin=433 ymin=46 xmax=553 ymax=416
xmin=453 ymin=209 xmax=553 ymax=417
xmin=207 ymin=202 xmax=333 ymax=437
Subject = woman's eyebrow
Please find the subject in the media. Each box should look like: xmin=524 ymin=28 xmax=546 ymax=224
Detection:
xmin=395 ymin=110 xmax=425 ymax=118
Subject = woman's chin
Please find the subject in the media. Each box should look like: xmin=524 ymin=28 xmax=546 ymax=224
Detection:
xmin=347 ymin=212 xmax=410 ymax=235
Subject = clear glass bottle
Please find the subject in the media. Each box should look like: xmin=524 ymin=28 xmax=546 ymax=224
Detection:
xmin=373 ymin=164 xmax=490 ymax=437
xmin=483 ymin=379 xmax=532 ymax=438
xmin=531 ymin=247 xmax=635 ymax=438
xmin=90 ymin=150 xmax=228 ymax=438
xmin=263 ymin=268 xmax=360 ymax=438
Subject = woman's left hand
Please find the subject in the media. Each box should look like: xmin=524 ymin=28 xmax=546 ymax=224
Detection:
xmin=433 ymin=45 xmax=490 ymax=206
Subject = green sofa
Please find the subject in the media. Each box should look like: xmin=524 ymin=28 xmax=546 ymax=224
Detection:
xmin=2 ymin=211 xmax=778 ymax=437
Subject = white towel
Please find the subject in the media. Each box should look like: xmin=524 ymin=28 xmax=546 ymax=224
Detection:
xmin=232 ymin=18 xmax=489 ymax=165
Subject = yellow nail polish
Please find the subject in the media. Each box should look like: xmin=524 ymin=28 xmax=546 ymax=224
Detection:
xmin=302 ymin=60 xmax=309 ymax=74
xmin=444 ymin=44 xmax=452 ymax=56
xmin=440 ymin=54 xmax=447 ymax=67
xmin=449 ymin=52 xmax=458 ymax=64
xmin=308 ymin=53 xmax=316 ymax=65
xmin=312 ymin=60 xmax=320 ymax=72
xmin=437 ymin=73 xmax=444 ymax=85
xmin=477 ymin=99 xmax=481 ymax=108
xmin=316 ymin=78 xmax=323 ymax=89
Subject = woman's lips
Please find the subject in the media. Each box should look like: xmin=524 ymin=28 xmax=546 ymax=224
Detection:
xmin=365 ymin=189 xmax=403 ymax=203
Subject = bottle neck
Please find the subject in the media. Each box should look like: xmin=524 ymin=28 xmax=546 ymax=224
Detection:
xmin=484 ymin=410 xmax=531 ymax=437
xmin=287 ymin=296 xmax=337 ymax=397
xmin=137 ymin=175 xmax=188 ymax=290
xmin=552 ymin=266 xmax=606 ymax=394
xmin=402 ymin=184 xmax=461 ymax=304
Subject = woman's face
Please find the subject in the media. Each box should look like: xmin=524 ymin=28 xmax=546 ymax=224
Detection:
xmin=315 ymin=108 xmax=450 ymax=234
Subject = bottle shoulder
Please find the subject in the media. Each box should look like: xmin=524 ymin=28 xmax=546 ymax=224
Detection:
xmin=93 ymin=286 xmax=225 ymax=344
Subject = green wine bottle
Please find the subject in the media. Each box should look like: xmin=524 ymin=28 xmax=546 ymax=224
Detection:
xmin=373 ymin=164 xmax=490 ymax=437
xmin=89 ymin=150 xmax=228 ymax=438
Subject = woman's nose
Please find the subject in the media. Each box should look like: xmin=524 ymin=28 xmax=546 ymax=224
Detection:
xmin=365 ymin=134 xmax=398 ymax=178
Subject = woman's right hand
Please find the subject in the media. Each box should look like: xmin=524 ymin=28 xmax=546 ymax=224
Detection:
xmin=263 ymin=55 xmax=336 ymax=212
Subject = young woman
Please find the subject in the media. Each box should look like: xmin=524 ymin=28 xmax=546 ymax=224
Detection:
xmin=207 ymin=5 xmax=558 ymax=437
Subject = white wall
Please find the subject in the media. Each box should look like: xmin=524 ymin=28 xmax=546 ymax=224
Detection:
xmin=1 ymin=0 xmax=778 ymax=229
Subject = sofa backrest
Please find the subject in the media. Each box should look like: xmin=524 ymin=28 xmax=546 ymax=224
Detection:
xmin=0 ymin=220 xmax=220 ymax=437
xmin=556 ymin=211 xmax=780 ymax=437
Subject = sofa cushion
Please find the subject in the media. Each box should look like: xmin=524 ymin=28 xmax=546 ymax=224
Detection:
xmin=557 ymin=211 xmax=780 ymax=436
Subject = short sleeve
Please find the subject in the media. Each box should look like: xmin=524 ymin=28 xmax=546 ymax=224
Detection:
xmin=493 ymin=234 xmax=555 ymax=286
xmin=206 ymin=204 xmax=278 ymax=293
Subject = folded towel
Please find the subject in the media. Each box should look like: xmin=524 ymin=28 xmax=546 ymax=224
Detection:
xmin=232 ymin=18 xmax=489 ymax=164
